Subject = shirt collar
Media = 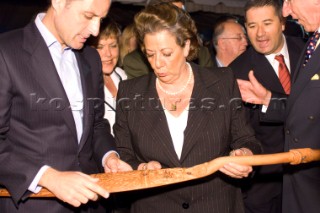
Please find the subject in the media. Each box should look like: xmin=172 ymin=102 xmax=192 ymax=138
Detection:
xmin=35 ymin=13 xmax=59 ymax=48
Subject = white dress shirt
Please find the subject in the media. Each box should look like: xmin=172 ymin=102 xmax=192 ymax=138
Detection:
xmin=104 ymin=67 xmax=127 ymax=136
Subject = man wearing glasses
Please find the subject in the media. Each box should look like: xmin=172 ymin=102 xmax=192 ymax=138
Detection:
xmin=212 ymin=16 xmax=248 ymax=67
xmin=229 ymin=0 xmax=304 ymax=212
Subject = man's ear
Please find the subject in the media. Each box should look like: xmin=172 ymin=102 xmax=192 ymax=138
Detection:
xmin=217 ymin=38 xmax=226 ymax=50
xmin=52 ymin=0 xmax=65 ymax=11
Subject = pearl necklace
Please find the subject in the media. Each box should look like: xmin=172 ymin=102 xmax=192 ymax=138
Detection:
xmin=156 ymin=63 xmax=193 ymax=96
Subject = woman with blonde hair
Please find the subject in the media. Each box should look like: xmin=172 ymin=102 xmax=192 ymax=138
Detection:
xmin=119 ymin=24 xmax=138 ymax=66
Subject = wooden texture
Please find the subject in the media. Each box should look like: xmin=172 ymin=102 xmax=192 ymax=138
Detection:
xmin=1 ymin=148 xmax=319 ymax=198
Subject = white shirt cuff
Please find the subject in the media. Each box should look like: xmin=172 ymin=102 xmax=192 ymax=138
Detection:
xmin=101 ymin=151 xmax=119 ymax=166
xmin=261 ymin=105 xmax=268 ymax=113
xmin=28 ymin=165 xmax=50 ymax=193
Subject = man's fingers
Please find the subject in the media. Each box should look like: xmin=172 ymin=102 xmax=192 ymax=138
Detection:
xmin=248 ymin=70 xmax=259 ymax=86
xmin=78 ymin=172 xmax=99 ymax=182
xmin=118 ymin=161 xmax=133 ymax=172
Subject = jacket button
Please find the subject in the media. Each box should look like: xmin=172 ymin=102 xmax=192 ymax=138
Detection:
xmin=285 ymin=129 xmax=290 ymax=135
xmin=293 ymin=138 xmax=299 ymax=143
xmin=182 ymin=202 xmax=189 ymax=209
xmin=308 ymin=116 xmax=314 ymax=120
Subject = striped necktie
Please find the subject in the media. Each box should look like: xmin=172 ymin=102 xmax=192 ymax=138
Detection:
xmin=275 ymin=54 xmax=291 ymax=94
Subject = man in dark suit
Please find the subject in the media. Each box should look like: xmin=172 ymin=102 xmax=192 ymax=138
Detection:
xmin=229 ymin=0 xmax=304 ymax=212
xmin=236 ymin=0 xmax=320 ymax=212
xmin=0 ymin=0 xmax=131 ymax=212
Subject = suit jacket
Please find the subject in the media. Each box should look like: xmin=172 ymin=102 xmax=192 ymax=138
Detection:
xmin=0 ymin=22 xmax=116 ymax=213
xmin=123 ymin=46 xmax=214 ymax=79
xmin=229 ymin=36 xmax=305 ymax=207
xmin=264 ymin=36 xmax=320 ymax=213
xmin=114 ymin=63 xmax=262 ymax=213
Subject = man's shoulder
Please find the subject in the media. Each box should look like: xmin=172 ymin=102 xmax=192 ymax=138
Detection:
xmin=229 ymin=47 xmax=256 ymax=69
xmin=285 ymin=35 xmax=306 ymax=50
xmin=0 ymin=28 xmax=24 ymax=47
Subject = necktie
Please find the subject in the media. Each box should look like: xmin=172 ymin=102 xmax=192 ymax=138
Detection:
xmin=275 ymin=54 xmax=291 ymax=94
xmin=303 ymin=31 xmax=320 ymax=66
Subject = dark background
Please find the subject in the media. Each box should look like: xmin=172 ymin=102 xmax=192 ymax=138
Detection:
xmin=0 ymin=1 xmax=306 ymax=45
xmin=0 ymin=1 xmax=237 ymax=44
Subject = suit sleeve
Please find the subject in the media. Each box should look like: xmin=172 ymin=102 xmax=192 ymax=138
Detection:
xmin=113 ymin=81 xmax=142 ymax=169
xmin=0 ymin=46 xmax=40 ymax=204
xmin=225 ymin=69 xmax=263 ymax=154
xmin=259 ymin=92 xmax=287 ymax=123
xmin=89 ymin=49 xmax=117 ymax=166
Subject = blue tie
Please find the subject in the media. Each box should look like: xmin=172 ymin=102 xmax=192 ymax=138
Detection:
xmin=303 ymin=31 xmax=320 ymax=66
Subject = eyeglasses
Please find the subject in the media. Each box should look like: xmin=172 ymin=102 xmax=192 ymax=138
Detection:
xmin=219 ymin=36 xmax=247 ymax=42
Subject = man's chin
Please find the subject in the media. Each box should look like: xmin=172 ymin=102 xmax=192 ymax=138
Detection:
xmin=71 ymin=42 xmax=85 ymax=50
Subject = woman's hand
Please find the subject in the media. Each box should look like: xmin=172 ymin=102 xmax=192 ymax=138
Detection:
xmin=137 ymin=161 xmax=162 ymax=170
xmin=219 ymin=148 xmax=253 ymax=179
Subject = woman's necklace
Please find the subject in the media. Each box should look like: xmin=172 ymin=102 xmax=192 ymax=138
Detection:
xmin=156 ymin=63 xmax=193 ymax=111
xmin=156 ymin=63 xmax=193 ymax=96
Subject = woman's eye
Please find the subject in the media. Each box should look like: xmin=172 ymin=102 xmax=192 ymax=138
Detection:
xmin=84 ymin=14 xmax=93 ymax=20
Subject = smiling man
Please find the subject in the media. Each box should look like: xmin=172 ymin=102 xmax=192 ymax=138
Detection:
xmin=0 ymin=0 xmax=132 ymax=212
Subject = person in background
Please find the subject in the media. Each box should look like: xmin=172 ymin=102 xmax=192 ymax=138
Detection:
xmin=0 ymin=0 xmax=132 ymax=212
xmin=236 ymin=0 xmax=320 ymax=212
xmin=212 ymin=17 xmax=248 ymax=67
xmin=229 ymin=0 xmax=305 ymax=212
xmin=119 ymin=24 xmax=138 ymax=67
xmin=122 ymin=0 xmax=213 ymax=79
xmin=114 ymin=3 xmax=262 ymax=213
xmin=87 ymin=18 xmax=127 ymax=136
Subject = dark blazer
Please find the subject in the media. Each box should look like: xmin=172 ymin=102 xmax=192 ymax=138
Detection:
xmin=229 ymin=36 xmax=305 ymax=212
xmin=265 ymin=36 xmax=320 ymax=213
xmin=114 ymin=63 xmax=262 ymax=213
xmin=123 ymin=46 xmax=214 ymax=79
xmin=0 ymin=22 xmax=116 ymax=212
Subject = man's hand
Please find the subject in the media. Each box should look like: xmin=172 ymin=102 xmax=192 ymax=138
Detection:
xmin=39 ymin=168 xmax=109 ymax=207
xmin=237 ymin=71 xmax=272 ymax=106
xmin=103 ymin=153 xmax=133 ymax=173
xmin=219 ymin=148 xmax=253 ymax=179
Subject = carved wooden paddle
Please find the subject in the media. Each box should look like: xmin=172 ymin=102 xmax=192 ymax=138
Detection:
xmin=1 ymin=148 xmax=319 ymax=197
